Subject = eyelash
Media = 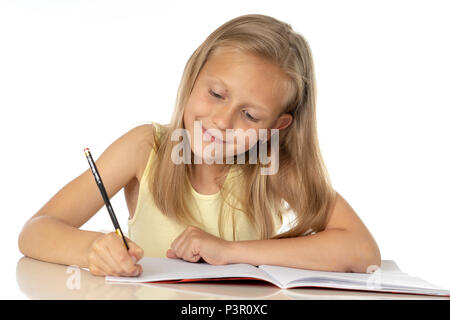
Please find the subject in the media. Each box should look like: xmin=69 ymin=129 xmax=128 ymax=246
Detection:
xmin=208 ymin=90 xmax=259 ymax=122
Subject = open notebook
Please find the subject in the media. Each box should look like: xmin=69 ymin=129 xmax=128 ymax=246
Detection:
xmin=105 ymin=257 xmax=450 ymax=297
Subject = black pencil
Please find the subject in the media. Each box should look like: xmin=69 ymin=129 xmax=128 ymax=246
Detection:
xmin=83 ymin=147 xmax=130 ymax=250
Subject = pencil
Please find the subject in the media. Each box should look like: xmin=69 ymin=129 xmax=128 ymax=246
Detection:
xmin=83 ymin=147 xmax=130 ymax=251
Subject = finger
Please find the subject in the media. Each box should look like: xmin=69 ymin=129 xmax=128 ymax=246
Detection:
xmin=175 ymin=234 xmax=202 ymax=263
xmin=134 ymin=264 xmax=143 ymax=277
xmin=170 ymin=233 xmax=184 ymax=254
xmin=109 ymin=236 xmax=140 ymax=276
xmin=96 ymin=237 xmax=127 ymax=274
xmin=125 ymin=237 xmax=144 ymax=262
xmin=170 ymin=228 xmax=191 ymax=254
xmin=166 ymin=248 xmax=178 ymax=259
xmin=175 ymin=237 xmax=192 ymax=259
xmin=105 ymin=244 xmax=130 ymax=275
xmin=182 ymin=242 xmax=202 ymax=263
xmin=185 ymin=253 xmax=201 ymax=263
xmin=89 ymin=264 xmax=106 ymax=277
xmin=177 ymin=243 xmax=201 ymax=263
xmin=95 ymin=252 xmax=119 ymax=277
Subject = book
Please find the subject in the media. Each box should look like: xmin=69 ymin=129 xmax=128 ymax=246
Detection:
xmin=124 ymin=280 xmax=448 ymax=300
xmin=105 ymin=257 xmax=450 ymax=297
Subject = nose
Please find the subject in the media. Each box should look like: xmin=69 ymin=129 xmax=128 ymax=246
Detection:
xmin=210 ymin=104 xmax=234 ymax=131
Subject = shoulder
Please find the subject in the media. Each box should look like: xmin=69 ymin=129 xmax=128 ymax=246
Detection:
xmin=131 ymin=123 xmax=157 ymax=149
xmin=128 ymin=123 xmax=158 ymax=181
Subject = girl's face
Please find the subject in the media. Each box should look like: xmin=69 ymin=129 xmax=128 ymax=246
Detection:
xmin=183 ymin=46 xmax=293 ymax=161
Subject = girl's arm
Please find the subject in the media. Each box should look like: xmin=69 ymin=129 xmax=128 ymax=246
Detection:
xmin=168 ymin=192 xmax=381 ymax=273
xmin=227 ymin=192 xmax=381 ymax=273
xmin=18 ymin=124 xmax=154 ymax=270
xmin=18 ymin=215 xmax=104 ymax=268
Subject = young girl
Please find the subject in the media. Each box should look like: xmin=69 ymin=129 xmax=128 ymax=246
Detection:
xmin=18 ymin=14 xmax=381 ymax=277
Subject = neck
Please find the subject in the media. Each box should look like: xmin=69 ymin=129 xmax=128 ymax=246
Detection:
xmin=191 ymin=162 xmax=229 ymax=185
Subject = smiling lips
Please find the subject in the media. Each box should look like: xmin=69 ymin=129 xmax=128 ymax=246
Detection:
xmin=202 ymin=125 xmax=227 ymax=143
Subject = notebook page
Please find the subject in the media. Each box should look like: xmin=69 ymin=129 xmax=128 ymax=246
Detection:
xmin=105 ymin=257 xmax=279 ymax=286
xmin=281 ymin=281 xmax=450 ymax=296
xmin=259 ymin=260 xmax=450 ymax=295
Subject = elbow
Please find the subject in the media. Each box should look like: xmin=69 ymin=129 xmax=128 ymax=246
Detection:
xmin=18 ymin=227 xmax=27 ymax=256
xmin=18 ymin=220 xmax=33 ymax=256
xmin=350 ymin=241 xmax=382 ymax=273
xmin=17 ymin=216 xmax=39 ymax=257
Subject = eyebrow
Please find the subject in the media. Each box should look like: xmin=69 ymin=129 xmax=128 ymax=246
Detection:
xmin=206 ymin=75 xmax=270 ymax=114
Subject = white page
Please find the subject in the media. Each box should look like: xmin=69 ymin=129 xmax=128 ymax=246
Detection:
xmin=259 ymin=260 xmax=450 ymax=295
xmin=105 ymin=257 xmax=280 ymax=286
xmin=283 ymin=281 xmax=450 ymax=296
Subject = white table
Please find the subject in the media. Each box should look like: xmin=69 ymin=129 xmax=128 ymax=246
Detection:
xmin=14 ymin=256 xmax=449 ymax=300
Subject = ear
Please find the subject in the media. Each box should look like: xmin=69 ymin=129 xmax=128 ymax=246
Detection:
xmin=273 ymin=113 xmax=293 ymax=130
xmin=261 ymin=113 xmax=293 ymax=143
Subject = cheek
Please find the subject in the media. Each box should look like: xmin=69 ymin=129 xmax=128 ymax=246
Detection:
xmin=189 ymin=92 xmax=211 ymax=115
xmin=183 ymin=96 xmax=200 ymax=126
xmin=234 ymin=132 xmax=259 ymax=154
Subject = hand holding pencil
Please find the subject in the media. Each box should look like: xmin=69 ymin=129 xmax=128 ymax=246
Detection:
xmin=84 ymin=147 xmax=144 ymax=277
xmin=86 ymin=231 xmax=144 ymax=277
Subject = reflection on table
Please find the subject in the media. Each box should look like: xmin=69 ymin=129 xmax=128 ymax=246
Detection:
xmin=15 ymin=256 xmax=448 ymax=300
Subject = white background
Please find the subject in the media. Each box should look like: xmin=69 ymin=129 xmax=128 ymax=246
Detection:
xmin=1 ymin=0 xmax=449 ymax=299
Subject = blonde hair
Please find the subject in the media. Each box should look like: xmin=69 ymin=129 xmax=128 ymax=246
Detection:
xmin=147 ymin=14 xmax=337 ymax=240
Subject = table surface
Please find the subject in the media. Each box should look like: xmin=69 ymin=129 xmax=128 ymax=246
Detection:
xmin=14 ymin=256 xmax=450 ymax=300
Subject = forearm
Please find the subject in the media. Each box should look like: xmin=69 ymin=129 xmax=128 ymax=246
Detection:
xmin=18 ymin=215 xmax=102 ymax=269
xmin=227 ymin=229 xmax=381 ymax=273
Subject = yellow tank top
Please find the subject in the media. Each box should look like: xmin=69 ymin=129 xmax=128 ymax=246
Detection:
xmin=127 ymin=122 xmax=278 ymax=258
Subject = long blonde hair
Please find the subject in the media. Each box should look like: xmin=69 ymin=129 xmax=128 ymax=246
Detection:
xmin=147 ymin=14 xmax=337 ymax=240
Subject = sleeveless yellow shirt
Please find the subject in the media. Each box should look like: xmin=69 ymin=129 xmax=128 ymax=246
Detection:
xmin=127 ymin=122 xmax=281 ymax=258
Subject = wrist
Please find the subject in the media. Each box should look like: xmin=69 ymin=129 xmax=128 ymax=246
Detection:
xmin=224 ymin=240 xmax=241 ymax=264
xmin=78 ymin=230 xmax=103 ymax=268
xmin=224 ymin=239 xmax=274 ymax=266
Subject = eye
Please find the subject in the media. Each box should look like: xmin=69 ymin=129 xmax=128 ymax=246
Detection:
xmin=209 ymin=89 xmax=223 ymax=99
xmin=243 ymin=110 xmax=258 ymax=122
xmin=209 ymin=89 xmax=258 ymax=122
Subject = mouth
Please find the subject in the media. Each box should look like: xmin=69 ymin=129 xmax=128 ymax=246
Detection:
xmin=202 ymin=125 xmax=226 ymax=144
